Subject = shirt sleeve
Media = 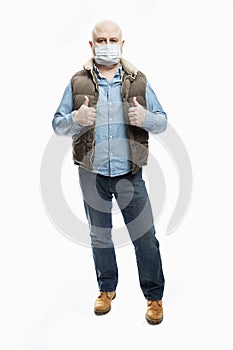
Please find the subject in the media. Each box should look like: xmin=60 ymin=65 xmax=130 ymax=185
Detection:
xmin=52 ymin=81 xmax=86 ymax=136
xmin=141 ymin=80 xmax=167 ymax=134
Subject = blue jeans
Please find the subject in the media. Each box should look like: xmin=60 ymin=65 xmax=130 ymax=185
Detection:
xmin=78 ymin=167 xmax=165 ymax=300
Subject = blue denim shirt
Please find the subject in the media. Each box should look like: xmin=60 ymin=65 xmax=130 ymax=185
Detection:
xmin=52 ymin=65 xmax=167 ymax=176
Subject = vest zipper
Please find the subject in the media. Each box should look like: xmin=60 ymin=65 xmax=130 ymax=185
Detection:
xmin=89 ymin=69 xmax=99 ymax=166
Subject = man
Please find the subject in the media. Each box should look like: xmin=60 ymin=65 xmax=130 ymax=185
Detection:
xmin=52 ymin=19 xmax=167 ymax=325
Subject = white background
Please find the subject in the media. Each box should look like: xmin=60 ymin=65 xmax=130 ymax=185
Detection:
xmin=1 ymin=0 xmax=233 ymax=349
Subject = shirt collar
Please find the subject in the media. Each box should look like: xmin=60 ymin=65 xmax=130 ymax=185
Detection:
xmin=94 ymin=64 xmax=122 ymax=78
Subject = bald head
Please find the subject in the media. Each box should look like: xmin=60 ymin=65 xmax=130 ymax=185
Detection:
xmin=89 ymin=20 xmax=125 ymax=67
xmin=91 ymin=20 xmax=123 ymax=43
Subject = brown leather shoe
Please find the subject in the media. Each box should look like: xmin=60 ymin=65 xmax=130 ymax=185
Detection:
xmin=94 ymin=291 xmax=116 ymax=315
xmin=145 ymin=300 xmax=163 ymax=325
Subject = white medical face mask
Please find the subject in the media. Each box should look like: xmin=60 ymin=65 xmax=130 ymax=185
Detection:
xmin=94 ymin=44 xmax=121 ymax=66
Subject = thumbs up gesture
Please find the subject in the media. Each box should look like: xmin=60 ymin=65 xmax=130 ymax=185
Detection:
xmin=73 ymin=96 xmax=96 ymax=126
xmin=128 ymin=97 xmax=146 ymax=126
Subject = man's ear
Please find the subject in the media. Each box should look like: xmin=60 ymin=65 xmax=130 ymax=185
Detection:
xmin=89 ymin=41 xmax=93 ymax=48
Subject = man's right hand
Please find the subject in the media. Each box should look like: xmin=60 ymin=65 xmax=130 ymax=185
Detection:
xmin=73 ymin=96 xmax=96 ymax=126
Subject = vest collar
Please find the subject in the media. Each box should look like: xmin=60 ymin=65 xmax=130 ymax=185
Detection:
xmin=120 ymin=57 xmax=138 ymax=77
xmin=83 ymin=58 xmax=95 ymax=72
xmin=83 ymin=57 xmax=138 ymax=78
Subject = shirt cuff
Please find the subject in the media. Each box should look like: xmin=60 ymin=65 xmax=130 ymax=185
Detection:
xmin=71 ymin=111 xmax=86 ymax=130
xmin=71 ymin=111 xmax=79 ymax=125
xmin=142 ymin=110 xmax=167 ymax=134
xmin=142 ymin=110 xmax=156 ymax=131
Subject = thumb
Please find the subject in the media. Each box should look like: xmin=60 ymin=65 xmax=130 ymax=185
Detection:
xmin=83 ymin=95 xmax=89 ymax=106
xmin=132 ymin=96 xmax=139 ymax=106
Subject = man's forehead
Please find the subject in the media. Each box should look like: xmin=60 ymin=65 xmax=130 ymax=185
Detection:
xmin=93 ymin=28 xmax=121 ymax=38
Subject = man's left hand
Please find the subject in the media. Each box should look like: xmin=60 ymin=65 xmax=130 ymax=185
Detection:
xmin=128 ymin=97 xmax=146 ymax=126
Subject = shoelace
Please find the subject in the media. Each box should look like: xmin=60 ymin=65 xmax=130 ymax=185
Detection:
xmin=98 ymin=292 xmax=113 ymax=299
xmin=148 ymin=300 xmax=162 ymax=309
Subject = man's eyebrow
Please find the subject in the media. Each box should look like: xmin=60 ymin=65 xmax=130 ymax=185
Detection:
xmin=96 ymin=37 xmax=119 ymax=40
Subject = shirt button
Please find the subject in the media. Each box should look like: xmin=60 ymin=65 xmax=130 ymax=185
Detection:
xmin=110 ymin=118 xmax=113 ymax=122
xmin=109 ymin=135 xmax=113 ymax=139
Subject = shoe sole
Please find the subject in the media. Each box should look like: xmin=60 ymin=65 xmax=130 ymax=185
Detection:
xmin=146 ymin=316 xmax=163 ymax=325
xmin=94 ymin=307 xmax=111 ymax=316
